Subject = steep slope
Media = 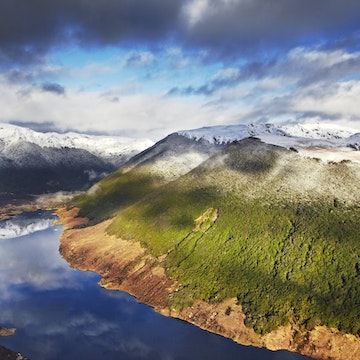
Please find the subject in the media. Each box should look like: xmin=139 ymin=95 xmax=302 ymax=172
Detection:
xmin=0 ymin=123 xmax=153 ymax=193
xmin=61 ymin=123 xmax=360 ymax=359
xmin=105 ymin=138 xmax=360 ymax=335
xmin=70 ymin=135 xmax=360 ymax=338
xmin=72 ymin=133 xmax=222 ymax=222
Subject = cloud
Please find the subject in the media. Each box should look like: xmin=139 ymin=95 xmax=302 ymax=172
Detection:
xmin=0 ymin=0 xmax=182 ymax=66
xmin=126 ymin=51 xmax=155 ymax=67
xmin=168 ymin=47 xmax=360 ymax=100
xmin=0 ymin=224 xmax=82 ymax=300
xmin=181 ymin=0 xmax=360 ymax=56
xmin=0 ymin=74 xmax=242 ymax=139
xmin=1 ymin=0 xmax=360 ymax=140
xmin=1 ymin=0 xmax=360 ymax=67
xmin=41 ymin=82 xmax=66 ymax=95
xmin=9 ymin=120 xmax=62 ymax=133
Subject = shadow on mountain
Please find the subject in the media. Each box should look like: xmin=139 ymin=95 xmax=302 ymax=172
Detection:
xmin=223 ymin=138 xmax=287 ymax=174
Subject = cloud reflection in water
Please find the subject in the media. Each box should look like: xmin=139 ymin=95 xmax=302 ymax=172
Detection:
xmin=0 ymin=211 xmax=310 ymax=360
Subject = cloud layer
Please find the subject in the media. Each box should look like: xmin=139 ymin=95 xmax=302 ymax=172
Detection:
xmin=0 ymin=0 xmax=360 ymax=138
xmin=2 ymin=0 xmax=360 ymax=64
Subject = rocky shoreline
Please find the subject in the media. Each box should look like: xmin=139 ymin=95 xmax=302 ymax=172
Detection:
xmin=57 ymin=207 xmax=360 ymax=360
xmin=0 ymin=326 xmax=29 ymax=360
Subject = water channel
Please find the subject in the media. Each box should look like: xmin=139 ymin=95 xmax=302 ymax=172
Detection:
xmin=0 ymin=211 xmax=310 ymax=359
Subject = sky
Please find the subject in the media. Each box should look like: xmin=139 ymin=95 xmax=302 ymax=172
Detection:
xmin=1 ymin=0 xmax=360 ymax=140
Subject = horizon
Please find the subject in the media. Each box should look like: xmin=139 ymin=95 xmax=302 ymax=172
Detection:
xmin=1 ymin=1 xmax=360 ymax=140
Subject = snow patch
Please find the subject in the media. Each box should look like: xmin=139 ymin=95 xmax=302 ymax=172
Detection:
xmin=148 ymin=152 xmax=210 ymax=180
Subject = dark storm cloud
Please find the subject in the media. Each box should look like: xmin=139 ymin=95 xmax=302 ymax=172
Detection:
xmin=182 ymin=0 xmax=360 ymax=56
xmin=41 ymin=82 xmax=65 ymax=95
xmin=5 ymin=69 xmax=36 ymax=84
xmin=1 ymin=0 xmax=360 ymax=66
xmin=9 ymin=121 xmax=62 ymax=133
xmin=0 ymin=0 xmax=182 ymax=65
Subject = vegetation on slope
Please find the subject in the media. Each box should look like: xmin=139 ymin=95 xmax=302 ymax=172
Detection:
xmin=74 ymin=138 xmax=360 ymax=335
xmin=71 ymin=166 xmax=164 ymax=223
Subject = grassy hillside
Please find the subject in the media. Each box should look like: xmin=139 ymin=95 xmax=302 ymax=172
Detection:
xmin=71 ymin=133 xmax=220 ymax=223
xmin=75 ymin=138 xmax=360 ymax=335
xmin=72 ymin=166 xmax=164 ymax=223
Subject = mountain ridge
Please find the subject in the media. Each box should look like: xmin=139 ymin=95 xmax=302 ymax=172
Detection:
xmin=0 ymin=123 xmax=154 ymax=166
xmin=64 ymin=123 xmax=360 ymax=360
xmin=0 ymin=123 xmax=154 ymax=194
xmin=177 ymin=122 xmax=359 ymax=145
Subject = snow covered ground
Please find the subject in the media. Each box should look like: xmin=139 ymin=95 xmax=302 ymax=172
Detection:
xmin=178 ymin=123 xmax=360 ymax=163
xmin=0 ymin=123 xmax=154 ymax=161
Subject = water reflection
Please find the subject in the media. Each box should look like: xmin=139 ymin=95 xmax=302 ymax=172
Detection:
xmin=0 ymin=211 xmax=311 ymax=360
xmin=0 ymin=211 xmax=58 ymax=239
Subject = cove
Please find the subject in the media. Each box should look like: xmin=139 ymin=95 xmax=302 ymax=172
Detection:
xmin=0 ymin=211 xmax=310 ymax=360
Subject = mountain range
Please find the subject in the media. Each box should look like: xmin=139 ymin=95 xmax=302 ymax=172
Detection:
xmin=63 ymin=121 xmax=360 ymax=360
xmin=1 ymin=121 xmax=359 ymax=196
xmin=2 ymin=120 xmax=360 ymax=358
xmin=0 ymin=123 xmax=153 ymax=194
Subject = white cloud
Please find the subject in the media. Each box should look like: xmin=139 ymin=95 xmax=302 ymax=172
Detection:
xmin=2 ymin=45 xmax=360 ymax=140
xmin=182 ymin=0 xmax=211 ymax=28
xmin=182 ymin=0 xmax=238 ymax=28
xmin=292 ymin=80 xmax=360 ymax=117
xmin=213 ymin=67 xmax=240 ymax=81
xmin=0 ymin=75 xmax=241 ymax=139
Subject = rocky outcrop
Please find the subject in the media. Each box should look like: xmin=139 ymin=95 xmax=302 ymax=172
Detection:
xmin=0 ymin=326 xmax=29 ymax=360
xmin=0 ymin=345 xmax=29 ymax=360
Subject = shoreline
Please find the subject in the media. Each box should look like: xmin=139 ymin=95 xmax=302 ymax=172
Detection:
xmin=57 ymin=207 xmax=360 ymax=360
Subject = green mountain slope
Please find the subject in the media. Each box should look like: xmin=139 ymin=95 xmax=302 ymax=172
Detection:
xmin=73 ymin=138 xmax=360 ymax=335
xmin=72 ymin=133 xmax=220 ymax=223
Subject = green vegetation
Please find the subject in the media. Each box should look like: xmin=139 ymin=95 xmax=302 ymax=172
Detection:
xmin=70 ymin=167 xmax=164 ymax=223
xmin=107 ymin=186 xmax=360 ymax=335
xmin=72 ymin=140 xmax=360 ymax=335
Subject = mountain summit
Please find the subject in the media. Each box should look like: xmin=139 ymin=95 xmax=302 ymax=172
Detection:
xmin=0 ymin=123 xmax=153 ymax=193
xmin=66 ymin=121 xmax=360 ymax=360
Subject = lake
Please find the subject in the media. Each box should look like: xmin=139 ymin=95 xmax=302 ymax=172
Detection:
xmin=0 ymin=211 xmax=310 ymax=359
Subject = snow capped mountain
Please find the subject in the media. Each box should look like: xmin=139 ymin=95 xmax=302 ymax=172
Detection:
xmin=177 ymin=122 xmax=360 ymax=163
xmin=1 ymin=121 xmax=360 ymax=195
xmin=177 ymin=122 xmax=358 ymax=145
xmin=347 ymin=133 xmax=360 ymax=150
xmin=0 ymin=123 xmax=154 ymax=166
xmin=177 ymin=123 xmax=286 ymax=144
xmin=280 ymin=123 xmax=357 ymax=139
xmin=0 ymin=123 xmax=154 ymax=193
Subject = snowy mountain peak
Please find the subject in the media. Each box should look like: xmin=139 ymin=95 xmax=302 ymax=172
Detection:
xmin=177 ymin=123 xmax=358 ymax=145
xmin=280 ymin=123 xmax=357 ymax=139
xmin=0 ymin=123 xmax=154 ymax=159
xmin=177 ymin=122 xmax=360 ymax=164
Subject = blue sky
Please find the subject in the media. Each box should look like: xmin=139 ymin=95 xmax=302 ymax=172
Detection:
xmin=1 ymin=0 xmax=360 ymax=140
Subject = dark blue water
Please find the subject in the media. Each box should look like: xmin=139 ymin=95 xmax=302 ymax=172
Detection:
xmin=0 ymin=211 xmax=311 ymax=360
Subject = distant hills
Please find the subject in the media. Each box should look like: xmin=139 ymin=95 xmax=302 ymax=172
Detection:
xmin=0 ymin=123 xmax=153 ymax=194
